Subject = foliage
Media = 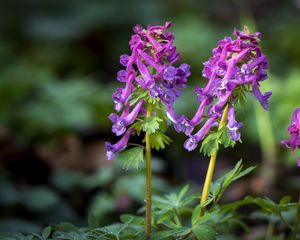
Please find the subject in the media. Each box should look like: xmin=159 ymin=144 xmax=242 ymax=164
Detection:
xmin=200 ymin=126 xmax=236 ymax=157
xmin=116 ymin=147 xmax=144 ymax=170
xmin=2 ymin=160 xmax=297 ymax=239
xmin=1 ymin=0 xmax=300 ymax=238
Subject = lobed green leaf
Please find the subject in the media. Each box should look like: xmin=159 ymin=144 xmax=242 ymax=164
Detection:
xmin=116 ymin=147 xmax=144 ymax=170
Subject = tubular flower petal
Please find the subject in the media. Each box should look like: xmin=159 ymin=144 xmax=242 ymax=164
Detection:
xmin=105 ymin=128 xmax=135 ymax=160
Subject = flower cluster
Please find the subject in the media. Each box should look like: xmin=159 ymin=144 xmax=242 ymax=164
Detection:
xmin=167 ymin=28 xmax=271 ymax=151
xmin=281 ymin=108 xmax=300 ymax=167
xmin=114 ymin=21 xmax=190 ymax=110
xmin=106 ymin=22 xmax=190 ymax=160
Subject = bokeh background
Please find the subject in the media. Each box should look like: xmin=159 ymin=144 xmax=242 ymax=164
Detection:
xmin=0 ymin=0 xmax=300 ymax=235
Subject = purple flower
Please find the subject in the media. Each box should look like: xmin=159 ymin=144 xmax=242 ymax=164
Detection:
xmin=137 ymin=49 xmax=164 ymax=72
xmin=166 ymin=105 xmax=193 ymax=135
xmin=112 ymin=73 xmax=135 ymax=111
xmin=136 ymin=57 xmax=155 ymax=88
xmin=163 ymin=66 xmax=177 ymax=82
xmin=281 ymin=108 xmax=300 ymax=167
xmin=182 ymin=28 xmax=271 ymax=151
xmin=190 ymin=97 xmax=210 ymax=126
xmin=117 ymin=70 xmax=127 ymax=82
xmin=120 ymin=54 xmax=129 ymax=67
xmin=184 ymin=116 xmax=217 ymax=151
xmin=105 ymin=128 xmax=135 ymax=160
xmin=252 ymin=83 xmax=272 ymax=110
xmin=117 ymin=21 xmax=190 ymax=106
xmin=227 ymin=106 xmax=242 ymax=141
xmin=109 ymin=100 xmax=144 ymax=136
xmin=163 ymin=64 xmax=190 ymax=89
xmin=183 ymin=136 xmax=198 ymax=152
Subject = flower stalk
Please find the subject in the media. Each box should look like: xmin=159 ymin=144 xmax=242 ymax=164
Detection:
xmin=200 ymin=104 xmax=229 ymax=216
xmin=145 ymin=103 xmax=153 ymax=240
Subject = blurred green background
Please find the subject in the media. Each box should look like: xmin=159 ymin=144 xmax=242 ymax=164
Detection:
xmin=0 ymin=0 xmax=300 ymax=236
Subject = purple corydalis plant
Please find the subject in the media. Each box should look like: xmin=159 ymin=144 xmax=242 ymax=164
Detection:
xmin=174 ymin=28 xmax=271 ymax=151
xmin=281 ymin=108 xmax=300 ymax=167
xmin=106 ymin=22 xmax=190 ymax=160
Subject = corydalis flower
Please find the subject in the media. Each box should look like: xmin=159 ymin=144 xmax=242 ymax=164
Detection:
xmin=227 ymin=106 xmax=243 ymax=141
xmin=113 ymin=21 xmax=190 ymax=112
xmin=181 ymin=28 xmax=271 ymax=151
xmin=105 ymin=128 xmax=135 ymax=160
xmin=281 ymin=108 xmax=300 ymax=167
xmin=109 ymin=100 xmax=144 ymax=136
xmin=200 ymin=28 xmax=271 ymax=110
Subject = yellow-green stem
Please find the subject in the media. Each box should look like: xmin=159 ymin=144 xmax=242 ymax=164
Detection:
xmin=145 ymin=103 xmax=153 ymax=240
xmin=291 ymin=194 xmax=300 ymax=240
xmin=200 ymin=104 xmax=229 ymax=216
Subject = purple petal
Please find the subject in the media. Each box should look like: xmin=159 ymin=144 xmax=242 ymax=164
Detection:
xmin=117 ymin=70 xmax=127 ymax=82
xmin=184 ymin=137 xmax=198 ymax=152
xmin=105 ymin=128 xmax=134 ymax=160
xmin=252 ymin=83 xmax=272 ymax=110
xmin=163 ymin=66 xmax=177 ymax=81
xmin=120 ymin=54 xmax=129 ymax=67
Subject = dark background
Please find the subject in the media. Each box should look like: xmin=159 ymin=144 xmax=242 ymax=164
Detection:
xmin=0 ymin=0 xmax=300 ymax=235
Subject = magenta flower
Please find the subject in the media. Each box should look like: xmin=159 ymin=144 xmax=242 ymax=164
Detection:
xmin=181 ymin=28 xmax=271 ymax=151
xmin=115 ymin=21 xmax=190 ymax=109
xmin=281 ymin=108 xmax=300 ymax=167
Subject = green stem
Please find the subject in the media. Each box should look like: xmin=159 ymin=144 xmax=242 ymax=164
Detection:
xmin=291 ymin=194 xmax=300 ymax=240
xmin=145 ymin=103 xmax=153 ymax=240
xmin=200 ymin=104 xmax=229 ymax=216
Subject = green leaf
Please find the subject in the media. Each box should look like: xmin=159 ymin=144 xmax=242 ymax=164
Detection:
xmin=200 ymin=127 xmax=236 ymax=156
xmin=147 ymin=131 xmax=172 ymax=151
xmin=178 ymin=185 xmax=189 ymax=201
xmin=42 ymin=226 xmax=52 ymax=239
xmin=95 ymin=224 xmax=123 ymax=239
xmin=131 ymin=121 xmax=143 ymax=136
xmin=52 ymin=230 xmax=87 ymax=240
xmin=155 ymin=106 xmax=168 ymax=132
xmin=193 ymin=224 xmax=216 ymax=240
xmin=147 ymin=96 xmax=160 ymax=105
xmin=210 ymin=160 xmax=256 ymax=204
xmin=279 ymin=195 xmax=291 ymax=205
xmin=53 ymin=222 xmax=78 ymax=232
xmin=116 ymin=147 xmax=144 ymax=170
xmin=191 ymin=205 xmax=213 ymax=226
xmin=120 ymin=214 xmax=145 ymax=226
xmin=129 ymin=87 xmax=148 ymax=106
xmin=141 ymin=116 xmax=163 ymax=133
xmin=200 ymin=131 xmax=220 ymax=156
xmin=234 ymin=84 xmax=249 ymax=106
xmin=152 ymin=227 xmax=191 ymax=240
xmin=219 ymin=127 xmax=236 ymax=148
